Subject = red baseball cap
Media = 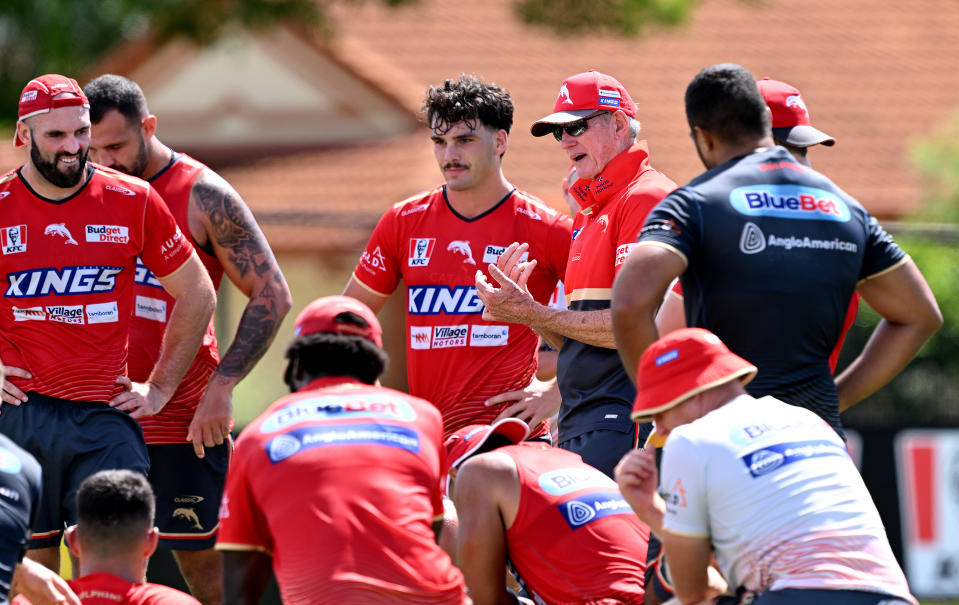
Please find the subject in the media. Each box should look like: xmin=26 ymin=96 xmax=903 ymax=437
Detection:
xmin=756 ymin=77 xmax=835 ymax=148
xmin=631 ymin=328 xmax=757 ymax=423
xmin=14 ymin=74 xmax=90 ymax=147
xmin=443 ymin=418 xmax=529 ymax=475
xmin=531 ymin=70 xmax=636 ymax=137
xmin=293 ymin=295 xmax=382 ymax=347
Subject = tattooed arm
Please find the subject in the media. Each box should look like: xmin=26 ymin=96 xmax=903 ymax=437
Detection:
xmin=187 ymin=170 xmax=292 ymax=458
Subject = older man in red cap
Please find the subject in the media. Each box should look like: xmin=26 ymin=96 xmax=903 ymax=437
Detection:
xmin=477 ymin=69 xmax=676 ymax=478
xmin=0 ymin=73 xmax=216 ymax=573
xmin=615 ymin=327 xmax=917 ymax=605
xmin=447 ymin=417 xmax=650 ymax=605
xmin=216 ymin=296 xmax=467 ymax=605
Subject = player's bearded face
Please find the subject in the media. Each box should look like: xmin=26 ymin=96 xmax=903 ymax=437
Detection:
xmin=30 ymin=135 xmax=88 ymax=188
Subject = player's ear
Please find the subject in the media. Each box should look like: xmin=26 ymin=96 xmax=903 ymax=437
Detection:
xmin=144 ymin=526 xmax=159 ymax=557
xmin=65 ymin=525 xmax=81 ymax=558
xmin=141 ymin=115 xmax=158 ymax=141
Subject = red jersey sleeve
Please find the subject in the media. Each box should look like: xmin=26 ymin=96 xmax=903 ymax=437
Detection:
xmin=545 ymin=212 xmax=573 ymax=283
xmin=352 ymin=209 xmax=403 ymax=296
xmin=216 ymin=443 xmax=274 ymax=554
xmin=613 ymin=188 xmax=662 ymax=276
xmin=139 ymin=187 xmax=194 ymax=278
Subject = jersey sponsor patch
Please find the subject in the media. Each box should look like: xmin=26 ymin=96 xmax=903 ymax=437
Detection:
xmin=432 ymin=325 xmax=468 ymax=348
xmin=134 ymin=259 xmax=163 ymax=289
xmin=407 ymin=285 xmax=484 ymax=315
xmin=730 ymin=185 xmax=851 ymax=222
xmin=85 ymin=224 xmax=129 ymax=244
xmin=86 ymin=301 xmax=119 ymax=323
xmin=5 ymin=266 xmax=123 ymax=298
xmin=538 ymin=466 xmax=616 ymax=495
xmin=469 ymin=324 xmax=508 ymax=347
xmin=482 ymin=245 xmax=529 ymax=265
xmin=105 ymin=184 xmax=136 ymax=196
xmin=408 ymin=238 xmax=436 ymax=267
xmin=558 ymin=491 xmax=633 ymax=529
xmin=159 ymin=226 xmax=187 ymax=261
xmin=516 ymin=207 xmax=542 ymax=221
xmin=44 ymin=223 xmax=78 ymax=245
xmin=410 ymin=326 xmax=432 ymax=349
xmin=447 ymin=240 xmax=476 ymax=264
xmin=2 ymin=225 xmax=26 ymax=255
xmin=739 ymin=222 xmax=766 ymax=254
xmin=615 ymin=243 xmax=637 ymax=267
xmin=361 ymin=246 xmax=388 ymax=272
xmin=135 ymin=295 xmax=167 ymax=322
xmin=741 ymin=439 xmax=847 ymax=478
xmin=12 ymin=306 xmax=44 ymax=321
xmin=265 ymin=422 xmax=420 ymax=463
xmin=46 ymin=304 xmax=84 ymax=324
xmin=260 ymin=394 xmax=417 ymax=433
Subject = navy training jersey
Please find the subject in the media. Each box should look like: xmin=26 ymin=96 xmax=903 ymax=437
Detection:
xmin=636 ymin=147 xmax=906 ymax=432
xmin=0 ymin=433 xmax=41 ymax=603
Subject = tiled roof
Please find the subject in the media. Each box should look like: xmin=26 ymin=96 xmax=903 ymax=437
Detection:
xmin=224 ymin=0 xmax=959 ymax=251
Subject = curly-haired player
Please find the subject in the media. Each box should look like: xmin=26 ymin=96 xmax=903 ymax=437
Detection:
xmin=344 ymin=74 xmax=572 ymax=438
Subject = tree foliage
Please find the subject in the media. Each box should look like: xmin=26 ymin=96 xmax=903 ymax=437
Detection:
xmin=516 ymin=0 xmax=695 ymax=36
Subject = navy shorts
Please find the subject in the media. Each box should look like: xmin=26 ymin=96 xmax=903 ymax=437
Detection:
xmin=148 ymin=439 xmax=231 ymax=550
xmin=557 ymin=423 xmax=646 ymax=478
xmin=755 ymin=589 xmax=911 ymax=605
xmin=0 ymin=392 xmax=150 ymax=549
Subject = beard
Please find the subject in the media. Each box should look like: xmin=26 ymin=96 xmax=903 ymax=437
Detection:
xmin=113 ymin=135 xmax=149 ymax=178
xmin=30 ymin=139 xmax=88 ymax=188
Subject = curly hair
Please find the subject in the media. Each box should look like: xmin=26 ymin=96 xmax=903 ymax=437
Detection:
xmin=423 ymin=74 xmax=514 ymax=135
xmin=282 ymin=311 xmax=389 ymax=390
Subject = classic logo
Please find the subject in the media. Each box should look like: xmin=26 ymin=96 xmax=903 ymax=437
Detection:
xmin=433 ymin=325 xmax=468 ymax=348
xmin=174 ymin=495 xmax=204 ymax=504
xmin=410 ymin=326 xmax=432 ymax=349
xmin=1 ymin=225 xmax=26 ymax=255
xmin=135 ymin=295 xmax=166 ymax=322
xmin=409 ymin=238 xmax=436 ymax=267
xmin=5 ymin=266 xmax=122 ymax=298
xmin=362 ymin=246 xmax=388 ymax=272
xmin=740 ymin=222 xmax=766 ymax=254
xmin=0 ymin=192 xmax=9 ymax=200
xmin=482 ymin=245 xmax=529 ymax=265
xmin=516 ymin=207 xmax=542 ymax=221
xmin=407 ymin=285 xmax=484 ymax=315
xmin=105 ymin=184 xmax=135 ymax=196
xmin=730 ymin=185 xmax=851 ymax=222
xmin=44 ymin=223 xmax=77 ymax=245
xmin=469 ymin=324 xmax=508 ymax=347
xmin=86 ymin=301 xmax=119 ymax=324
xmin=558 ymin=83 xmax=574 ymax=105
xmin=85 ymin=224 xmax=129 ymax=244
xmin=447 ymin=240 xmax=476 ymax=265
xmin=400 ymin=204 xmax=429 ymax=217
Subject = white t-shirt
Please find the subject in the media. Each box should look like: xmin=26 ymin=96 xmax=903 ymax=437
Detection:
xmin=660 ymin=394 xmax=915 ymax=603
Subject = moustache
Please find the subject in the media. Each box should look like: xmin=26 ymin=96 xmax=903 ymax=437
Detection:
xmin=444 ymin=163 xmax=467 ymax=170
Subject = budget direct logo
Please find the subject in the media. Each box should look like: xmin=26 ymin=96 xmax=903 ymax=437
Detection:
xmin=730 ymin=185 xmax=851 ymax=222
xmin=86 ymin=225 xmax=129 ymax=244
xmin=482 ymin=245 xmax=529 ymax=265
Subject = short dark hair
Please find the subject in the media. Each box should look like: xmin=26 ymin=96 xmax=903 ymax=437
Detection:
xmin=685 ymin=64 xmax=770 ymax=144
xmin=423 ymin=74 xmax=513 ymax=135
xmin=84 ymin=74 xmax=149 ymax=125
xmin=76 ymin=470 xmax=154 ymax=557
xmin=283 ymin=311 xmax=389 ymax=389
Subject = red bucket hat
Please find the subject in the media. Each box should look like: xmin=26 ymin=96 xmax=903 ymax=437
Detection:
xmin=631 ymin=328 xmax=757 ymax=423
xmin=14 ymin=74 xmax=90 ymax=147
xmin=531 ymin=70 xmax=636 ymax=137
xmin=293 ymin=295 xmax=382 ymax=347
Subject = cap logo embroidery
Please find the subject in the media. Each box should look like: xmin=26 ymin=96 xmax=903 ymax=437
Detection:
xmin=656 ymin=349 xmax=679 ymax=366
xmin=558 ymin=83 xmax=574 ymax=105
xmin=598 ymin=89 xmax=621 ymax=99
xmin=20 ymin=90 xmax=37 ymax=103
xmin=786 ymin=94 xmax=808 ymax=115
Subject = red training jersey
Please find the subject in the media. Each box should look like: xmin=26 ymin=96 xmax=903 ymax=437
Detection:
xmin=0 ymin=164 xmax=193 ymax=402
xmin=502 ymin=442 xmax=649 ymax=604
xmin=352 ymin=186 xmax=572 ymax=437
xmin=216 ymin=377 xmax=467 ymax=604
xmin=129 ymin=154 xmax=224 ymax=444
xmin=13 ymin=572 xmax=201 ymax=604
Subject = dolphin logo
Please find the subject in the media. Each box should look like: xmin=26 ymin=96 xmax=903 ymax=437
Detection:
xmin=172 ymin=507 xmax=203 ymax=530
xmin=44 ymin=223 xmax=78 ymax=245
xmin=558 ymin=83 xmax=574 ymax=105
xmin=785 ymin=94 xmax=808 ymax=115
xmin=447 ymin=240 xmax=476 ymax=265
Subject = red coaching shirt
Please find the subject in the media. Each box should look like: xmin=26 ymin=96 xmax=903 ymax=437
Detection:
xmin=128 ymin=154 xmax=224 ymax=444
xmin=501 ymin=442 xmax=649 ymax=603
xmin=352 ymin=186 xmax=572 ymax=437
xmin=0 ymin=164 xmax=193 ymax=402
xmin=216 ymin=377 xmax=467 ymax=604
xmin=14 ymin=573 xmax=200 ymax=605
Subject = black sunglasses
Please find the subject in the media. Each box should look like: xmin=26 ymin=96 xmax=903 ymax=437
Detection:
xmin=552 ymin=112 xmax=606 ymax=142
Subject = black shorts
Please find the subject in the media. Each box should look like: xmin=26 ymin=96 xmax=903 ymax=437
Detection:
xmin=755 ymin=589 xmax=911 ymax=605
xmin=148 ymin=439 xmax=231 ymax=550
xmin=644 ymin=531 xmax=674 ymax=603
xmin=557 ymin=424 xmax=642 ymax=478
xmin=0 ymin=392 xmax=150 ymax=549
